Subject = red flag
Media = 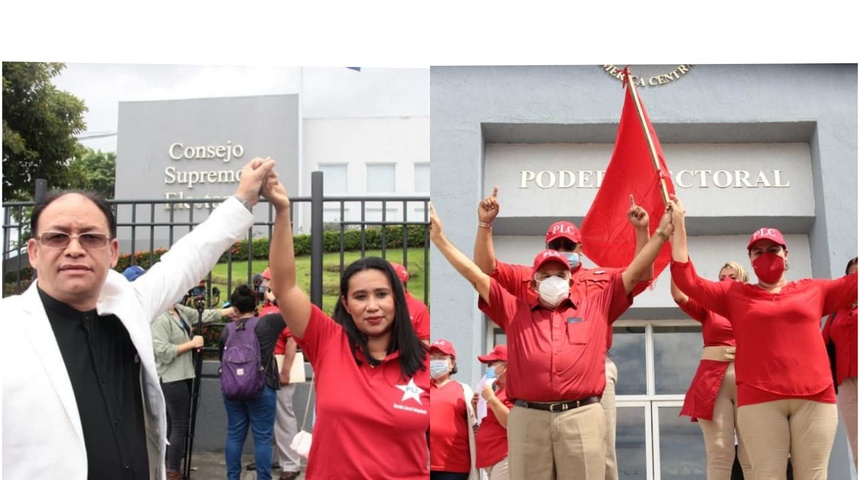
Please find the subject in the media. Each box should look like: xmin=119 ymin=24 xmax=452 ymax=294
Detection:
xmin=580 ymin=69 xmax=676 ymax=280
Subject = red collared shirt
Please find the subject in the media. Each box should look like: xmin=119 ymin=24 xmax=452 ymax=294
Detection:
xmin=671 ymin=261 xmax=858 ymax=406
xmin=491 ymin=259 xmax=647 ymax=348
xmin=295 ymin=306 xmax=430 ymax=479
xmin=478 ymin=275 xmax=632 ymax=402
xmin=405 ymin=290 xmax=430 ymax=341
xmin=823 ymin=305 xmax=858 ymax=387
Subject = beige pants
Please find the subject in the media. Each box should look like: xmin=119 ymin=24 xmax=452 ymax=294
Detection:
xmin=601 ymin=356 xmax=618 ymax=480
xmin=484 ymin=456 xmax=510 ymax=480
xmin=737 ymin=399 xmax=838 ymax=480
xmin=837 ymin=376 xmax=858 ymax=469
xmin=508 ymin=402 xmax=605 ymax=480
xmin=697 ymin=363 xmax=752 ymax=480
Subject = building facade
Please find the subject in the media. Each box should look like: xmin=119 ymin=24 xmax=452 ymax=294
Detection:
xmin=115 ymin=94 xmax=429 ymax=245
xmin=429 ymin=64 xmax=858 ymax=480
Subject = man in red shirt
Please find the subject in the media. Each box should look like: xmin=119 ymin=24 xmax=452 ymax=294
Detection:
xmin=472 ymin=187 xmax=652 ymax=480
xmin=389 ymin=262 xmax=431 ymax=345
xmin=430 ymin=202 xmax=673 ymax=479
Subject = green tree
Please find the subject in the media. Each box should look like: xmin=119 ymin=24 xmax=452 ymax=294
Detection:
xmin=67 ymin=148 xmax=116 ymax=199
xmin=2 ymin=62 xmax=87 ymax=201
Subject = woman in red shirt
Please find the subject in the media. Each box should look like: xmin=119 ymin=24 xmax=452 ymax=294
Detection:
xmin=264 ymin=177 xmax=430 ymax=480
xmin=822 ymin=256 xmax=859 ymax=469
xmin=671 ymin=261 xmax=752 ymax=480
xmin=430 ymin=339 xmax=478 ymax=480
xmin=471 ymin=345 xmax=512 ymax=480
xmin=669 ymin=194 xmax=858 ymax=480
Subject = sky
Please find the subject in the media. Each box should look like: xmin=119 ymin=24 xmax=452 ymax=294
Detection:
xmin=52 ymin=65 xmax=430 ymax=153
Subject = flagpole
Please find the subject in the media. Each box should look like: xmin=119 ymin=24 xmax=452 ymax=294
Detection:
xmin=623 ymin=68 xmax=670 ymax=205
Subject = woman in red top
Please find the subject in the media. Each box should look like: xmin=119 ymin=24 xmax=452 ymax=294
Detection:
xmin=671 ymin=261 xmax=752 ymax=479
xmin=430 ymin=339 xmax=478 ymax=480
xmin=471 ymin=344 xmax=512 ymax=480
xmin=264 ymin=176 xmax=430 ymax=480
xmin=822 ymin=256 xmax=859 ymax=469
xmin=668 ymin=194 xmax=858 ymax=480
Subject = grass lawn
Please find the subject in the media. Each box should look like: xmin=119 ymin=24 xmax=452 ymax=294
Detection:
xmin=207 ymin=247 xmax=428 ymax=316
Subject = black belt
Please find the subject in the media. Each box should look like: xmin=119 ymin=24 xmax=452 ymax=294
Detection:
xmin=514 ymin=397 xmax=600 ymax=412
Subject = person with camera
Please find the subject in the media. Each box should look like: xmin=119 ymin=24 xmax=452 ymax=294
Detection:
xmin=133 ymin=264 xmax=235 ymax=480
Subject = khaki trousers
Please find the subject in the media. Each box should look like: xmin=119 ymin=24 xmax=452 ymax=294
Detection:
xmin=737 ymin=399 xmax=838 ymax=480
xmin=697 ymin=363 xmax=752 ymax=480
xmin=837 ymin=376 xmax=858 ymax=469
xmin=601 ymin=356 xmax=618 ymax=480
xmin=508 ymin=402 xmax=605 ymax=480
xmin=484 ymin=456 xmax=510 ymax=480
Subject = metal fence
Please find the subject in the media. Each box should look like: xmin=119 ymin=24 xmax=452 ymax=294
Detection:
xmin=3 ymin=171 xmax=431 ymax=302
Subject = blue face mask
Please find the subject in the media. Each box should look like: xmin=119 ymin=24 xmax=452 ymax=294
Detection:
xmin=430 ymin=359 xmax=450 ymax=379
xmin=485 ymin=366 xmax=497 ymax=379
xmin=563 ymin=252 xmax=581 ymax=270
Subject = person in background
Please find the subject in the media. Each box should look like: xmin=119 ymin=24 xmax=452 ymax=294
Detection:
xmin=429 ymin=339 xmax=478 ymax=480
xmin=671 ymin=261 xmax=752 ymax=479
xmin=390 ymin=261 xmax=431 ymax=345
xmin=265 ymin=173 xmax=430 ymax=479
xmin=472 ymin=187 xmax=652 ymax=480
xmin=822 ymin=256 xmax=859 ymax=469
xmin=219 ymin=285 xmax=288 ymax=480
xmin=259 ymin=267 xmax=280 ymax=317
xmin=1 ymin=157 xmax=275 ymax=480
xmin=134 ymin=264 xmax=235 ymax=480
xmin=669 ymin=194 xmax=858 ymax=480
xmin=471 ymin=344 xmax=512 ymax=480
xmin=431 ymin=200 xmax=673 ymax=480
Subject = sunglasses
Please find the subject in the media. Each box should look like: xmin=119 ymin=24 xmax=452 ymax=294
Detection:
xmin=546 ymin=238 xmax=578 ymax=251
xmin=36 ymin=232 xmax=111 ymax=249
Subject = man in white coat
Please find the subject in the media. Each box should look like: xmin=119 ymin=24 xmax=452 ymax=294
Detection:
xmin=1 ymin=157 xmax=277 ymax=480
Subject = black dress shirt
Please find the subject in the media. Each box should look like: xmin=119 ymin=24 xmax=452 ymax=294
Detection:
xmin=41 ymin=288 xmax=149 ymax=480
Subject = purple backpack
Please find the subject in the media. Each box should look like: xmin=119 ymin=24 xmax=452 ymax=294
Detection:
xmin=219 ymin=317 xmax=266 ymax=401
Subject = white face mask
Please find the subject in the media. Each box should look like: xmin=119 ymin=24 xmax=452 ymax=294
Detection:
xmin=537 ymin=276 xmax=569 ymax=307
xmin=429 ymin=359 xmax=450 ymax=379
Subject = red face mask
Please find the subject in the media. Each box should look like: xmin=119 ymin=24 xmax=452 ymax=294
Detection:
xmin=752 ymin=252 xmax=785 ymax=284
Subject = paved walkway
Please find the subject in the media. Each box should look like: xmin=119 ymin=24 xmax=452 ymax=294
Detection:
xmin=186 ymin=451 xmax=306 ymax=480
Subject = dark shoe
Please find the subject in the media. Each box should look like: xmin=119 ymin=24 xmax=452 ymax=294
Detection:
xmin=279 ymin=471 xmax=301 ymax=480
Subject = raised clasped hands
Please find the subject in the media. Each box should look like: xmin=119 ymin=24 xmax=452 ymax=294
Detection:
xmin=260 ymin=168 xmax=290 ymax=210
xmin=236 ymin=157 xmax=277 ymax=206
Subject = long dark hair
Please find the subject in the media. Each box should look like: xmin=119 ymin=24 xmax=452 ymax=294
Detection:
xmin=333 ymin=257 xmax=427 ymax=378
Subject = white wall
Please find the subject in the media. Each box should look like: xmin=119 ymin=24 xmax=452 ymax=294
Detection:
xmin=296 ymin=116 xmax=430 ymax=233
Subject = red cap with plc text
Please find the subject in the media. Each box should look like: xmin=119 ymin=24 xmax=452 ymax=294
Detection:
xmin=545 ymin=221 xmax=581 ymax=244
xmin=747 ymin=227 xmax=787 ymax=250
xmin=532 ymin=249 xmax=571 ymax=273
xmin=389 ymin=262 xmax=409 ymax=284
xmin=477 ymin=344 xmax=508 ymax=363
xmin=429 ymin=339 xmax=456 ymax=359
